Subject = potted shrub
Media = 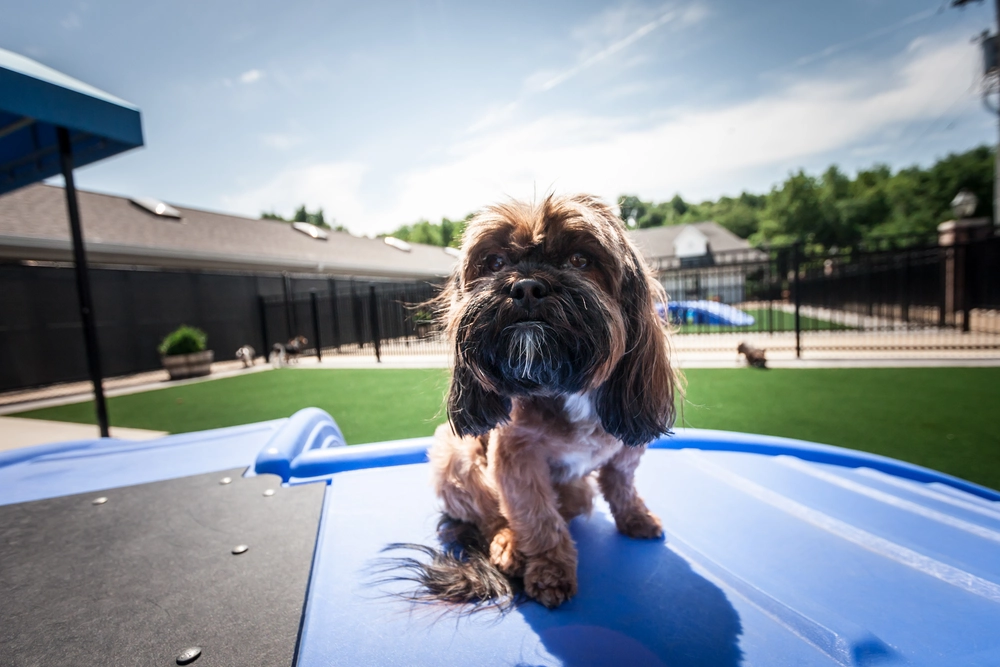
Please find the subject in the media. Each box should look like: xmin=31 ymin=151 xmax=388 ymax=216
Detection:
xmin=412 ymin=310 xmax=434 ymax=339
xmin=159 ymin=325 xmax=214 ymax=380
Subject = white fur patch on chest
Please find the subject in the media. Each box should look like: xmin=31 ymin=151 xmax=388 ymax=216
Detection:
xmin=562 ymin=392 xmax=595 ymax=423
xmin=548 ymin=393 xmax=618 ymax=483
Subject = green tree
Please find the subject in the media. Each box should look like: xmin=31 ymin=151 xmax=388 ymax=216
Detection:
xmin=670 ymin=194 xmax=688 ymax=217
xmin=385 ymin=213 xmax=472 ymax=248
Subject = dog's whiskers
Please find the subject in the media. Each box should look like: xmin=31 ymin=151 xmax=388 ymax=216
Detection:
xmin=505 ymin=322 xmax=547 ymax=380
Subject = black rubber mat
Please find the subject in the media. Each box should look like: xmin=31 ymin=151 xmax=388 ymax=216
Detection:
xmin=0 ymin=468 xmax=325 ymax=667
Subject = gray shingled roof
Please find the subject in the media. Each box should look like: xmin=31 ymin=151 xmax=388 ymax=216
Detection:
xmin=0 ymin=184 xmax=457 ymax=279
xmin=627 ymin=221 xmax=754 ymax=259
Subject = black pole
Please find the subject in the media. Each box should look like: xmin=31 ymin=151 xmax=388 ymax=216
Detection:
xmin=57 ymin=127 xmax=110 ymax=438
xmin=310 ymin=290 xmax=323 ymax=360
xmin=369 ymin=284 xmax=382 ymax=363
xmin=257 ymin=295 xmax=269 ymax=353
xmin=351 ymin=280 xmax=364 ymax=348
xmin=901 ymin=252 xmax=910 ymax=325
xmin=961 ymin=242 xmax=972 ymax=333
xmin=792 ymin=244 xmax=802 ymax=359
xmin=328 ymin=278 xmax=341 ymax=350
xmin=282 ymin=272 xmax=294 ymax=339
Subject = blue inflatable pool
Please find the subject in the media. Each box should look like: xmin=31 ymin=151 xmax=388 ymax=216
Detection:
xmin=2 ymin=409 xmax=999 ymax=666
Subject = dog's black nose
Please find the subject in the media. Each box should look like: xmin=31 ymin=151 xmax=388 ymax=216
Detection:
xmin=510 ymin=278 xmax=549 ymax=310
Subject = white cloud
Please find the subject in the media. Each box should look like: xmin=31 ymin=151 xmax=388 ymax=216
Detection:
xmin=221 ymin=161 xmax=368 ymax=227
xmin=467 ymin=2 xmax=705 ymax=133
xmin=61 ymin=13 xmax=82 ymax=30
xmin=260 ymin=133 xmax=302 ymax=151
xmin=537 ymin=5 xmax=687 ymax=93
xmin=222 ymin=31 xmax=982 ymax=235
xmin=239 ymin=69 xmax=264 ymax=84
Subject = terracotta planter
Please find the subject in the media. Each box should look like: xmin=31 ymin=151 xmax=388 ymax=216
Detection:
xmin=161 ymin=350 xmax=214 ymax=380
xmin=415 ymin=322 xmax=433 ymax=339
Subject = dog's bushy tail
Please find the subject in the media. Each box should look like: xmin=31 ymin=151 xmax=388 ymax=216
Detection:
xmin=371 ymin=516 xmax=519 ymax=613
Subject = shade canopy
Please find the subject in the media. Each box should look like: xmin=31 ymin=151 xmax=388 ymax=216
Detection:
xmin=0 ymin=47 xmax=143 ymax=195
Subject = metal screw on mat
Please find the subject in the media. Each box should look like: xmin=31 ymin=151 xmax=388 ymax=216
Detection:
xmin=91 ymin=497 xmax=107 ymax=505
xmin=232 ymin=544 xmax=249 ymax=555
xmin=175 ymin=646 xmax=202 ymax=664
xmin=262 ymin=489 xmax=275 ymax=497
xmin=219 ymin=477 xmax=232 ymax=485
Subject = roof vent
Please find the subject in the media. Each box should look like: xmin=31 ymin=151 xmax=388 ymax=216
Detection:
xmin=292 ymin=221 xmax=329 ymax=241
xmin=130 ymin=197 xmax=181 ymax=219
xmin=444 ymin=246 xmax=461 ymax=258
xmin=383 ymin=236 xmax=412 ymax=252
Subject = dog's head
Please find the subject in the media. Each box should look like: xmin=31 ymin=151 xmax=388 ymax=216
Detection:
xmin=439 ymin=194 xmax=675 ymax=447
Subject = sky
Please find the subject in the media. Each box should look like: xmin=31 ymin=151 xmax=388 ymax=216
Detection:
xmin=3 ymin=0 xmax=997 ymax=235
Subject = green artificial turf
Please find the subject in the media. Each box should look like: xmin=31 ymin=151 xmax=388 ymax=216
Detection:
xmin=677 ymin=367 xmax=1000 ymax=491
xmin=15 ymin=367 xmax=1000 ymax=490
xmin=16 ymin=369 xmax=450 ymax=445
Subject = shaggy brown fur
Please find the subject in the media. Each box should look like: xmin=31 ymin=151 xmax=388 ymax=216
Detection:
xmin=398 ymin=194 xmax=677 ymax=610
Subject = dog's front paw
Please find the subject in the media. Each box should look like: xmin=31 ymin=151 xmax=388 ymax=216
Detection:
xmin=489 ymin=527 xmax=525 ymax=577
xmin=615 ymin=507 xmax=664 ymax=539
xmin=524 ymin=552 xmax=577 ymax=608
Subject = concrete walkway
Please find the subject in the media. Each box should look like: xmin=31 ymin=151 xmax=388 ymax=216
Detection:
xmin=0 ymin=416 xmax=166 ymax=453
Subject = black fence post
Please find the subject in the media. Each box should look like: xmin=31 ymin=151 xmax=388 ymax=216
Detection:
xmin=792 ymin=243 xmax=802 ymax=359
xmin=328 ymin=278 xmax=341 ymax=350
xmin=960 ymin=242 xmax=971 ymax=333
xmin=310 ymin=290 xmax=322 ymax=360
xmin=865 ymin=257 xmax=873 ymax=319
xmin=939 ymin=247 xmax=949 ymax=327
xmin=351 ymin=280 xmax=365 ymax=349
xmin=257 ymin=295 xmax=269 ymax=354
xmin=369 ymin=284 xmax=382 ymax=362
xmin=901 ymin=252 xmax=910 ymax=325
xmin=282 ymin=272 xmax=294 ymax=339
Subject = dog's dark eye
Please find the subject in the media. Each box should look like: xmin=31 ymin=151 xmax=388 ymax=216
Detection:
xmin=568 ymin=252 xmax=589 ymax=269
xmin=485 ymin=254 xmax=506 ymax=272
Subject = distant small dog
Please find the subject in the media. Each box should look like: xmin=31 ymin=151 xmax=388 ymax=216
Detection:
xmin=738 ymin=342 xmax=767 ymax=368
xmin=385 ymin=194 xmax=677 ymax=610
xmin=285 ymin=335 xmax=307 ymax=362
xmin=236 ymin=345 xmax=256 ymax=368
xmin=270 ymin=336 xmax=308 ymax=368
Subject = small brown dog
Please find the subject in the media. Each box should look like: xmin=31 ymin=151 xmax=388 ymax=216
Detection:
xmin=400 ymin=195 xmax=677 ymax=610
xmin=737 ymin=341 xmax=767 ymax=369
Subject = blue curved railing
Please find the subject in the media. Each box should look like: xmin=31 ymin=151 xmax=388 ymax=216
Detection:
xmin=255 ymin=408 xmax=1000 ymax=502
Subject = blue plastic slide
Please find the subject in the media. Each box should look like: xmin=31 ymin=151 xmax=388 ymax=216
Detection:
xmin=657 ymin=300 xmax=756 ymax=326
xmin=2 ymin=408 xmax=999 ymax=666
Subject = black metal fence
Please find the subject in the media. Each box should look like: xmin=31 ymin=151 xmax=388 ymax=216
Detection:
xmin=0 ymin=261 xmax=443 ymax=391
xmin=258 ymin=280 xmax=447 ymax=361
xmin=659 ymin=234 xmax=1000 ymax=355
xmin=3 ymin=233 xmax=998 ymax=392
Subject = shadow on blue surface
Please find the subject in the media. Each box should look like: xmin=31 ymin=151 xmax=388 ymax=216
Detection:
xmin=496 ymin=514 xmax=741 ymax=667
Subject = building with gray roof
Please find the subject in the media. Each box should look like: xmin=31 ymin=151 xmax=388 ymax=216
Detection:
xmin=0 ymin=184 xmax=456 ymax=280
xmin=628 ymin=221 xmax=764 ymax=272
xmin=628 ymin=221 xmax=765 ymax=304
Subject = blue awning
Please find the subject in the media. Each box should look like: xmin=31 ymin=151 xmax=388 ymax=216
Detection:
xmin=0 ymin=47 xmax=143 ymax=195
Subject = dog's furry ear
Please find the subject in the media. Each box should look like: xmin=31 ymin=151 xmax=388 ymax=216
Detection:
xmin=447 ymin=362 xmax=512 ymax=437
xmin=433 ymin=271 xmax=511 ymax=436
xmin=594 ymin=246 xmax=676 ymax=447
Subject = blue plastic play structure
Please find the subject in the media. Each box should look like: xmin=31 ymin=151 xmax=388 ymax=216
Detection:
xmin=3 ymin=408 xmax=1000 ymax=665
xmin=657 ymin=300 xmax=756 ymax=327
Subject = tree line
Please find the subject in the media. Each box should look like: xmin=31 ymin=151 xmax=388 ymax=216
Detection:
xmin=261 ymin=205 xmax=348 ymax=233
xmin=620 ymin=145 xmax=994 ymax=249
xmin=263 ymin=145 xmax=993 ymax=250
